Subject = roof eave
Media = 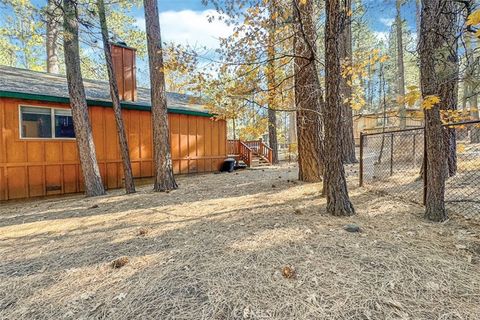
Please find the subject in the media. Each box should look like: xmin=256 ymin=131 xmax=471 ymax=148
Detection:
xmin=0 ymin=90 xmax=215 ymax=118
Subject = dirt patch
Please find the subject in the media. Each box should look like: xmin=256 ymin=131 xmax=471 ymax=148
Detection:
xmin=0 ymin=163 xmax=479 ymax=319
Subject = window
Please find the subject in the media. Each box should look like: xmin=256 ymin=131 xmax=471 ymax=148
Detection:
xmin=54 ymin=109 xmax=75 ymax=138
xmin=20 ymin=106 xmax=75 ymax=139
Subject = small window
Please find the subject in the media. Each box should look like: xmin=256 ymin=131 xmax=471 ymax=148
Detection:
xmin=54 ymin=109 xmax=75 ymax=138
xmin=20 ymin=106 xmax=75 ymax=139
xmin=21 ymin=107 xmax=52 ymax=138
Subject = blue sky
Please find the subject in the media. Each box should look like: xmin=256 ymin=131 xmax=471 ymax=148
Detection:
xmin=6 ymin=0 xmax=418 ymax=52
xmin=363 ymin=0 xmax=417 ymax=39
xmin=2 ymin=0 xmax=418 ymax=86
xmin=132 ymin=0 xmax=418 ymax=49
xmin=151 ymin=0 xmax=215 ymax=11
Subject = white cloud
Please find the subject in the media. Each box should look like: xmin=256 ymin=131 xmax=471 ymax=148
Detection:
xmin=135 ymin=9 xmax=234 ymax=49
xmin=379 ymin=17 xmax=394 ymax=27
xmin=374 ymin=31 xmax=389 ymax=43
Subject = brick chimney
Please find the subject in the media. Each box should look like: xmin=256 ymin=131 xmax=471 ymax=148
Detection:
xmin=110 ymin=42 xmax=137 ymax=101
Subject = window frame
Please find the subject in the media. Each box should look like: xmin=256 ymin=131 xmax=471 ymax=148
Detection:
xmin=18 ymin=105 xmax=76 ymax=140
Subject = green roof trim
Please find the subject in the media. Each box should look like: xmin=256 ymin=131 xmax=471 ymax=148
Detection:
xmin=0 ymin=90 xmax=214 ymax=117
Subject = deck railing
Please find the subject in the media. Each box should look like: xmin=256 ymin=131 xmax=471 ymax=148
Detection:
xmin=238 ymin=141 xmax=253 ymax=166
xmin=228 ymin=139 xmax=273 ymax=166
xmin=228 ymin=139 xmax=240 ymax=155
xmin=259 ymin=141 xmax=273 ymax=163
xmin=244 ymin=140 xmax=261 ymax=153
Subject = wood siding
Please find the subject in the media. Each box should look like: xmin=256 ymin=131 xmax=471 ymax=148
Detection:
xmin=0 ymin=98 xmax=227 ymax=200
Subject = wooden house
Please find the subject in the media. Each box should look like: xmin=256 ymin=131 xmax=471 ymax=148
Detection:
xmin=353 ymin=109 xmax=424 ymax=144
xmin=0 ymin=44 xmax=227 ymax=201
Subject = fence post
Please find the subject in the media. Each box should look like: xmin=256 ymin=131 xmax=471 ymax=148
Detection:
xmin=359 ymin=132 xmax=364 ymax=187
xmin=390 ymin=133 xmax=394 ymax=176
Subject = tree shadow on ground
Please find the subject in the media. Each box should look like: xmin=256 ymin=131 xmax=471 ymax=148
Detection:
xmin=0 ymin=166 xmax=301 ymax=228
xmin=1 ymin=188 xmax=478 ymax=320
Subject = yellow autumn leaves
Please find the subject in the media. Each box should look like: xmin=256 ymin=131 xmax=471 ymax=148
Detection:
xmin=399 ymin=86 xmax=441 ymax=110
xmin=440 ymin=109 xmax=471 ymax=126
xmin=341 ymin=49 xmax=389 ymax=110
xmin=467 ymin=10 xmax=480 ymax=39
xmin=422 ymin=95 xmax=441 ymax=110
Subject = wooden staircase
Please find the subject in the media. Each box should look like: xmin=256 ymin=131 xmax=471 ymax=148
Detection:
xmin=250 ymin=153 xmax=271 ymax=167
xmin=227 ymin=139 xmax=273 ymax=167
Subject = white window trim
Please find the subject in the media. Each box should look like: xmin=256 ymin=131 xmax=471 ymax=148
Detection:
xmin=18 ymin=104 xmax=76 ymax=140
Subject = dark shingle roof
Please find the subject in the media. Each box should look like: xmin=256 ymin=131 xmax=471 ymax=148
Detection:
xmin=0 ymin=65 xmax=211 ymax=116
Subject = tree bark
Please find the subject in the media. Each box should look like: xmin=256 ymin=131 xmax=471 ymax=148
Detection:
xmin=292 ymin=0 xmax=324 ymax=182
xmin=415 ymin=0 xmax=421 ymax=39
xmin=267 ymin=0 xmax=279 ymax=164
xmin=376 ymin=63 xmax=388 ymax=165
xmin=288 ymin=110 xmax=297 ymax=144
xmin=63 ymin=0 xmax=105 ymax=197
xmin=97 ymin=0 xmax=136 ymax=194
xmin=324 ymin=0 xmax=355 ymax=216
xmin=465 ymin=34 xmax=480 ymax=143
xmin=419 ymin=0 xmax=459 ymax=221
xmin=396 ymin=0 xmax=407 ymax=129
xmin=339 ymin=0 xmax=357 ymax=164
xmin=144 ymin=0 xmax=178 ymax=191
xmin=46 ymin=0 xmax=60 ymax=73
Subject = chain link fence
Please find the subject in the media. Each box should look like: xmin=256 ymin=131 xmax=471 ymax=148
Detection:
xmin=359 ymin=120 xmax=480 ymax=219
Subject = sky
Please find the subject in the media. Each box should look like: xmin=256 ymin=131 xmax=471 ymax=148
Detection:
xmin=3 ymin=0 xmax=419 ymax=55
xmin=129 ymin=0 xmax=418 ymax=85
xmin=1 ymin=0 xmax=419 ymax=86
xmin=130 ymin=0 xmax=418 ymax=50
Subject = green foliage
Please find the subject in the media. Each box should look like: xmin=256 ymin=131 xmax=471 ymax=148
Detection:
xmin=0 ymin=0 xmax=44 ymax=69
xmin=0 ymin=0 xmax=145 ymax=80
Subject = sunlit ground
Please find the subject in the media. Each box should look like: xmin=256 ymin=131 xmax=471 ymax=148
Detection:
xmin=1 ymin=163 xmax=479 ymax=319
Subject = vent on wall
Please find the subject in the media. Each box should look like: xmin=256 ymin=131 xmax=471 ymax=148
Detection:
xmin=110 ymin=42 xmax=137 ymax=102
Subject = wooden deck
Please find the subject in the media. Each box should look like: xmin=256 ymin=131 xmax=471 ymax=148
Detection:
xmin=227 ymin=139 xmax=273 ymax=167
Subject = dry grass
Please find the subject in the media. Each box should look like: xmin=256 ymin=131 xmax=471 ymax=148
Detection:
xmin=0 ymin=163 xmax=479 ymax=319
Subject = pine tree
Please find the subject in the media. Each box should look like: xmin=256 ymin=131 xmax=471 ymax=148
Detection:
xmin=46 ymin=0 xmax=60 ymax=73
xmin=420 ymin=0 xmax=460 ymax=221
xmin=97 ymin=0 xmax=136 ymax=194
xmin=324 ymin=0 xmax=355 ymax=216
xmin=63 ymin=0 xmax=105 ymax=197
xmin=267 ymin=0 xmax=279 ymax=164
xmin=292 ymin=0 xmax=324 ymax=182
xmin=396 ymin=0 xmax=407 ymax=129
xmin=339 ymin=0 xmax=357 ymax=164
xmin=143 ymin=0 xmax=178 ymax=191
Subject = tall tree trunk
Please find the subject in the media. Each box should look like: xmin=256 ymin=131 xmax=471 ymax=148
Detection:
xmin=420 ymin=0 xmax=459 ymax=221
xmin=465 ymin=34 xmax=480 ymax=143
xmin=376 ymin=63 xmax=388 ymax=165
xmin=46 ymin=0 xmax=60 ymax=73
xmin=63 ymin=0 xmax=105 ymax=197
xmin=339 ymin=0 xmax=357 ymax=164
xmin=440 ymin=3 xmax=460 ymax=178
xmin=288 ymin=110 xmax=297 ymax=144
xmin=267 ymin=0 xmax=279 ymax=164
xmin=292 ymin=0 xmax=324 ymax=182
xmin=367 ymin=56 xmax=374 ymax=109
xmin=324 ymin=0 xmax=355 ymax=216
xmin=144 ymin=0 xmax=178 ymax=191
xmin=97 ymin=0 xmax=135 ymax=194
xmin=396 ymin=0 xmax=407 ymax=129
